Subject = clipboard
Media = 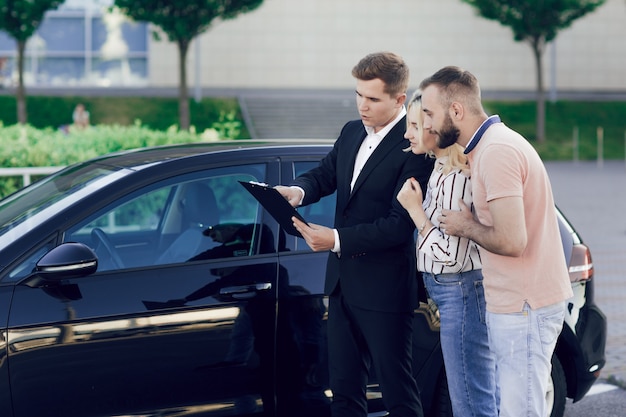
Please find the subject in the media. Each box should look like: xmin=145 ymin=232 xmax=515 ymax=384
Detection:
xmin=239 ymin=181 xmax=308 ymax=237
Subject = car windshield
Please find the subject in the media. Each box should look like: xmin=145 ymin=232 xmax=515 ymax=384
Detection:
xmin=0 ymin=163 xmax=131 ymax=249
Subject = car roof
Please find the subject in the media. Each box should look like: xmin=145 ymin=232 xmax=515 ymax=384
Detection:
xmin=88 ymin=139 xmax=336 ymax=171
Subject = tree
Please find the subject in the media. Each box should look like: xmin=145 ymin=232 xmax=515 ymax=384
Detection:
xmin=0 ymin=0 xmax=63 ymax=124
xmin=461 ymin=0 xmax=605 ymax=142
xmin=114 ymin=0 xmax=264 ymax=131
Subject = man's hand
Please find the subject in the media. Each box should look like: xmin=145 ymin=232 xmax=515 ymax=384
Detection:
xmin=275 ymin=185 xmax=303 ymax=208
xmin=438 ymin=200 xmax=473 ymax=238
xmin=292 ymin=216 xmax=335 ymax=251
xmin=439 ymin=196 xmax=527 ymax=257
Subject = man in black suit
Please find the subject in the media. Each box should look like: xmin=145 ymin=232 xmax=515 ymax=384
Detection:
xmin=276 ymin=52 xmax=433 ymax=417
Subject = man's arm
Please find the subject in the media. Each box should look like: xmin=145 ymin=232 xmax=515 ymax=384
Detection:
xmin=440 ymin=196 xmax=527 ymax=257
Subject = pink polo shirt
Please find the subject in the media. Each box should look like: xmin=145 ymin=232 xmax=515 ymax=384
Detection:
xmin=468 ymin=122 xmax=573 ymax=313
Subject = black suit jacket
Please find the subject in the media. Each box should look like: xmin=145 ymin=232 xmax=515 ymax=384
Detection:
xmin=293 ymin=117 xmax=434 ymax=313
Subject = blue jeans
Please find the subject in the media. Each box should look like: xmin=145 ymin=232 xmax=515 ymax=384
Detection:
xmin=486 ymin=302 xmax=565 ymax=417
xmin=423 ymin=270 xmax=498 ymax=417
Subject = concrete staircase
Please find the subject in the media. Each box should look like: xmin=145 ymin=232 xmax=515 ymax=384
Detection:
xmin=237 ymin=89 xmax=359 ymax=139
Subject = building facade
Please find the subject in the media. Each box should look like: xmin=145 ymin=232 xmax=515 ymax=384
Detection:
xmin=1 ymin=0 xmax=624 ymax=92
xmin=0 ymin=0 xmax=148 ymax=88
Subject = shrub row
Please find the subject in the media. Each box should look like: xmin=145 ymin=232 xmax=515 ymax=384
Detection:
xmin=0 ymin=117 xmax=241 ymax=197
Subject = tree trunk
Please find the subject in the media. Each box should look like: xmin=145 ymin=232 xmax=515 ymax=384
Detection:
xmin=532 ymin=38 xmax=546 ymax=143
xmin=17 ymin=40 xmax=27 ymax=125
xmin=178 ymin=39 xmax=190 ymax=131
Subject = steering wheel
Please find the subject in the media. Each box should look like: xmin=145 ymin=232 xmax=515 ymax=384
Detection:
xmin=91 ymin=228 xmax=124 ymax=269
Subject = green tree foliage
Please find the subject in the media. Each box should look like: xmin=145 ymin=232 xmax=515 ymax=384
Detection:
xmin=0 ymin=0 xmax=63 ymax=124
xmin=461 ymin=0 xmax=605 ymax=142
xmin=113 ymin=0 xmax=264 ymax=131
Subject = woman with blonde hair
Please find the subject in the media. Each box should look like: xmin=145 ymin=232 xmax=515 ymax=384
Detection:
xmin=397 ymin=91 xmax=498 ymax=417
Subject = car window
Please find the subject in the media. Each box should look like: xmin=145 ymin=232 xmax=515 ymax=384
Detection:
xmin=4 ymin=239 xmax=56 ymax=282
xmin=291 ymin=161 xmax=336 ymax=251
xmin=294 ymin=161 xmax=336 ymax=227
xmin=0 ymin=166 xmax=129 ymax=250
xmin=80 ymin=187 xmax=170 ymax=234
xmin=0 ymin=165 xmax=119 ymax=232
xmin=63 ymin=164 xmax=268 ymax=272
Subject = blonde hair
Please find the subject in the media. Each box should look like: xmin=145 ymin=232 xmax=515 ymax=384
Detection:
xmin=407 ymin=90 xmax=469 ymax=176
xmin=445 ymin=143 xmax=470 ymax=177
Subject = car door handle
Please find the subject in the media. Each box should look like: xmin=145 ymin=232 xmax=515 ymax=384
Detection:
xmin=219 ymin=283 xmax=272 ymax=299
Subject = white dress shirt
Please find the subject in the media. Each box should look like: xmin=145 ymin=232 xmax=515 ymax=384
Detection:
xmin=291 ymin=107 xmax=407 ymax=254
xmin=350 ymin=108 xmax=406 ymax=190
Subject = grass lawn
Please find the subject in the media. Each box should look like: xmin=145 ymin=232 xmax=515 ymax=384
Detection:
xmin=486 ymin=100 xmax=626 ymax=161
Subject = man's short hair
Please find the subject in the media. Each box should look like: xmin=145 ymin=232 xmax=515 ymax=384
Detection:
xmin=419 ymin=66 xmax=482 ymax=114
xmin=352 ymin=52 xmax=409 ymax=97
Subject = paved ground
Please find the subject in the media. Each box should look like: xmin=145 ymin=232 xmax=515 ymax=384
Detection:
xmin=544 ymin=160 xmax=626 ymax=388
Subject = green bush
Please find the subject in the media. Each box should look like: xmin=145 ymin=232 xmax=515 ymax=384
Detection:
xmin=0 ymin=117 xmax=242 ymax=197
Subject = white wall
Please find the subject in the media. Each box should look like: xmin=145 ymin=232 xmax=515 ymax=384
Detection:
xmin=149 ymin=0 xmax=626 ymax=92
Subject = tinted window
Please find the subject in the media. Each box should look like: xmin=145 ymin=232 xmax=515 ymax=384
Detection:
xmin=5 ymin=239 xmax=56 ymax=281
xmin=0 ymin=165 xmax=127 ymax=250
xmin=293 ymin=161 xmax=335 ymax=227
xmin=289 ymin=161 xmax=336 ymax=251
xmin=63 ymin=164 xmax=267 ymax=271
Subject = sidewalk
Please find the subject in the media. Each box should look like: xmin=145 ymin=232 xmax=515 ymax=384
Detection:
xmin=545 ymin=160 xmax=626 ymax=388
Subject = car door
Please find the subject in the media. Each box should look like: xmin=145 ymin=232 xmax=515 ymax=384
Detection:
xmin=272 ymin=159 xmax=335 ymax=416
xmin=5 ymin=162 xmax=283 ymax=417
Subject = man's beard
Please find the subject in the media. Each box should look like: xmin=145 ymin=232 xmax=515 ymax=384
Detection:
xmin=436 ymin=114 xmax=460 ymax=149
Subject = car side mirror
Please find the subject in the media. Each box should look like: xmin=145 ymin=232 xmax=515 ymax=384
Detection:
xmin=20 ymin=242 xmax=98 ymax=288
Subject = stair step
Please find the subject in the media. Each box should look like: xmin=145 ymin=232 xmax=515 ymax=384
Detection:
xmin=240 ymin=93 xmax=359 ymax=139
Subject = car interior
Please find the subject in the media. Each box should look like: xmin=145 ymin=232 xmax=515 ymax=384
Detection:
xmin=62 ymin=169 xmax=266 ymax=272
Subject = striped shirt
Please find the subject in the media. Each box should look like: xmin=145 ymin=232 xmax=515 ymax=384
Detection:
xmin=417 ymin=157 xmax=482 ymax=274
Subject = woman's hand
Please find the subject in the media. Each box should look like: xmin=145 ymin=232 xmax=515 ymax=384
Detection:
xmin=397 ymin=177 xmax=423 ymax=211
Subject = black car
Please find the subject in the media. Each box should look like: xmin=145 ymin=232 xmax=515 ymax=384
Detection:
xmin=0 ymin=141 xmax=606 ymax=417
